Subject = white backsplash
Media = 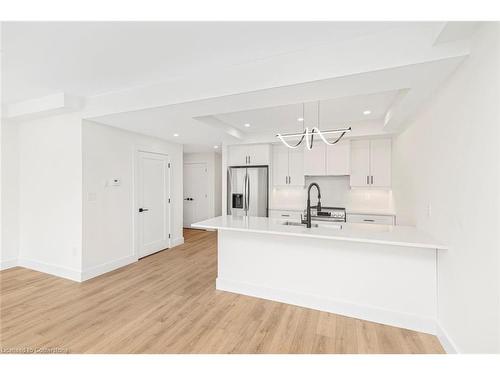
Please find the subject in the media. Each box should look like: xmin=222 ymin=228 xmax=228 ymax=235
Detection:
xmin=271 ymin=176 xmax=394 ymax=211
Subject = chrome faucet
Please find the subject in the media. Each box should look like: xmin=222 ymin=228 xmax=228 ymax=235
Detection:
xmin=302 ymin=182 xmax=322 ymax=228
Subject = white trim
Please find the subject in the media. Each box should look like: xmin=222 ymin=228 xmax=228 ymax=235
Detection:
xmin=216 ymin=277 xmax=437 ymax=335
xmin=81 ymin=255 xmax=137 ymax=281
xmin=171 ymin=237 xmax=184 ymax=247
xmin=436 ymin=323 xmax=459 ymax=354
xmin=0 ymin=259 xmax=18 ymax=270
xmin=17 ymin=258 xmax=81 ymax=282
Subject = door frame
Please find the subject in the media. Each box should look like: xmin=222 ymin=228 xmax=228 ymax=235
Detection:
xmin=134 ymin=149 xmax=171 ymax=259
xmin=183 ymin=161 xmax=209 ymax=228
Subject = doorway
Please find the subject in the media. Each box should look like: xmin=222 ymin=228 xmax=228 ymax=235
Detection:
xmin=136 ymin=151 xmax=171 ymax=258
xmin=183 ymin=162 xmax=209 ymax=227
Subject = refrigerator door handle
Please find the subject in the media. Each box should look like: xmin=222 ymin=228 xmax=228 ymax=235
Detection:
xmin=243 ymin=172 xmax=248 ymax=212
xmin=246 ymin=172 xmax=250 ymax=215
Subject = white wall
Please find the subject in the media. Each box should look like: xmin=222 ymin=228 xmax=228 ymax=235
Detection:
xmin=183 ymin=151 xmax=222 ymax=220
xmin=82 ymin=120 xmax=183 ymax=276
xmin=0 ymin=120 xmax=19 ymax=269
xmin=392 ymin=24 xmax=500 ymax=353
xmin=214 ymin=152 xmax=222 ymax=216
xmin=17 ymin=113 xmax=83 ymax=280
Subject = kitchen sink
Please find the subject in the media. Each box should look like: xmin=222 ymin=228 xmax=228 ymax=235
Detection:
xmin=281 ymin=221 xmax=319 ymax=228
xmin=280 ymin=221 xmax=343 ymax=230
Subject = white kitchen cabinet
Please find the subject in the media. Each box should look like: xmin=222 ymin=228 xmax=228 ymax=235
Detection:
xmin=228 ymin=144 xmax=270 ymax=166
xmin=350 ymin=138 xmax=391 ymax=188
xmin=288 ymin=147 xmax=304 ymax=186
xmin=269 ymin=209 xmax=303 ymax=221
xmin=272 ymin=144 xmax=304 ymax=186
xmin=303 ymin=142 xmax=326 ymax=176
xmin=303 ymin=141 xmax=350 ymax=176
xmin=347 ymin=213 xmax=395 ymax=225
xmin=326 ymin=140 xmax=350 ymax=175
xmin=369 ymin=139 xmax=392 ymax=187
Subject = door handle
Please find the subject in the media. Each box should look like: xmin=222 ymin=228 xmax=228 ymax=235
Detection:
xmin=139 ymin=208 xmax=149 ymax=212
xmin=367 ymin=176 xmax=369 ymax=185
xmin=289 ymin=176 xmax=291 ymax=184
xmin=370 ymin=176 xmax=374 ymax=184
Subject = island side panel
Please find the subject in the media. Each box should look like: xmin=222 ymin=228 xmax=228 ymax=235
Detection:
xmin=216 ymin=229 xmax=437 ymax=334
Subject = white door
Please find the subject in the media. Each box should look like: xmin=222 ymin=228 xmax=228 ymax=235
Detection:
xmin=370 ymin=138 xmax=392 ymax=187
xmin=272 ymin=144 xmax=289 ymax=186
xmin=183 ymin=163 xmax=209 ymax=227
xmin=350 ymin=140 xmax=371 ymax=187
xmin=288 ymin=147 xmax=304 ymax=186
xmin=326 ymin=140 xmax=350 ymax=176
xmin=137 ymin=151 xmax=170 ymax=258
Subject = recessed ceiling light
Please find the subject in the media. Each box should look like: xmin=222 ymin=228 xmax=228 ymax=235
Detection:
xmin=297 ymin=117 xmax=304 ymax=122
xmin=363 ymin=110 xmax=371 ymax=115
xmin=173 ymin=133 xmax=179 ymax=137
xmin=214 ymin=145 xmax=219 ymax=149
xmin=244 ymin=123 xmax=251 ymax=128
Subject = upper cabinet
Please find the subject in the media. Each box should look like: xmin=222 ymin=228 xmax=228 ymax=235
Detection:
xmin=350 ymin=138 xmax=391 ymax=188
xmin=303 ymin=141 xmax=350 ymax=176
xmin=272 ymin=144 xmax=304 ymax=186
xmin=326 ymin=141 xmax=350 ymax=175
xmin=228 ymin=144 xmax=271 ymax=166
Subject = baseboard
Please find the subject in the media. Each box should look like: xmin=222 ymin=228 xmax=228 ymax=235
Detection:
xmin=0 ymin=259 xmax=18 ymax=270
xmin=216 ymin=277 xmax=437 ymax=335
xmin=171 ymin=237 xmax=184 ymax=247
xmin=81 ymin=255 xmax=137 ymax=281
xmin=436 ymin=323 xmax=459 ymax=354
xmin=17 ymin=258 xmax=81 ymax=282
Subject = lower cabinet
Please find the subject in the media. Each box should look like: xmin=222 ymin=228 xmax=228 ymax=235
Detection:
xmin=346 ymin=213 xmax=395 ymax=225
xmin=269 ymin=209 xmax=303 ymax=221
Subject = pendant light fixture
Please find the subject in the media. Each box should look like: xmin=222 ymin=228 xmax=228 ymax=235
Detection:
xmin=276 ymin=101 xmax=351 ymax=150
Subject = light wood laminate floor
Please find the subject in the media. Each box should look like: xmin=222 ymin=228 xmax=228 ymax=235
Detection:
xmin=0 ymin=229 xmax=444 ymax=354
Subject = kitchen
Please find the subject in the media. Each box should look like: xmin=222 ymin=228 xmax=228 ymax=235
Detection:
xmin=194 ymin=121 xmax=447 ymax=336
xmin=1 ymin=20 xmax=498 ymax=359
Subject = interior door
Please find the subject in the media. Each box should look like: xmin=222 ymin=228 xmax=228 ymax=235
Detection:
xmin=350 ymin=139 xmax=370 ymax=187
xmin=183 ymin=163 xmax=209 ymax=226
xmin=137 ymin=151 xmax=170 ymax=258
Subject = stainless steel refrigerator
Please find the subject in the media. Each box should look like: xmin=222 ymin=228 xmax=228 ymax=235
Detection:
xmin=227 ymin=166 xmax=268 ymax=217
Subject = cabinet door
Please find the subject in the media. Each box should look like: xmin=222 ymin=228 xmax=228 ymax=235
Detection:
xmin=326 ymin=140 xmax=350 ymax=175
xmin=228 ymin=145 xmax=249 ymax=166
xmin=247 ymin=144 xmax=270 ymax=165
xmin=288 ymin=147 xmax=304 ymax=186
xmin=350 ymin=140 xmax=370 ymax=187
xmin=303 ymin=142 xmax=326 ymax=176
xmin=370 ymin=138 xmax=391 ymax=187
xmin=272 ymin=144 xmax=289 ymax=186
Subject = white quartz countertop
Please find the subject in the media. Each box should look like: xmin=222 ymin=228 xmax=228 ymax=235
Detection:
xmin=192 ymin=215 xmax=448 ymax=250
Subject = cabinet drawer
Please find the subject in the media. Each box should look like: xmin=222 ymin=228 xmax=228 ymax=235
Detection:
xmin=347 ymin=214 xmax=395 ymax=225
xmin=269 ymin=210 xmax=302 ymax=221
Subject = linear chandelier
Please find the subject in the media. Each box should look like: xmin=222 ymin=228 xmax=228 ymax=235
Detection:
xmin=276 ymin=102 xmax=352 ymax=150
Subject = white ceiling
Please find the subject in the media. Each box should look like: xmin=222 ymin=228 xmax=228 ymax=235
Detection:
xmin=2 ymin=22 xmax=478 ymax=153
xmin=1 ymin=21 xmax=402 ymax=104
xmin=213 ymin=91 xmax=400 ymax=135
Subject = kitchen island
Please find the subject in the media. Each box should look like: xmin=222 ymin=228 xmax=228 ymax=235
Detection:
xmin=192 ymin=215 xmax=447 ymax=334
